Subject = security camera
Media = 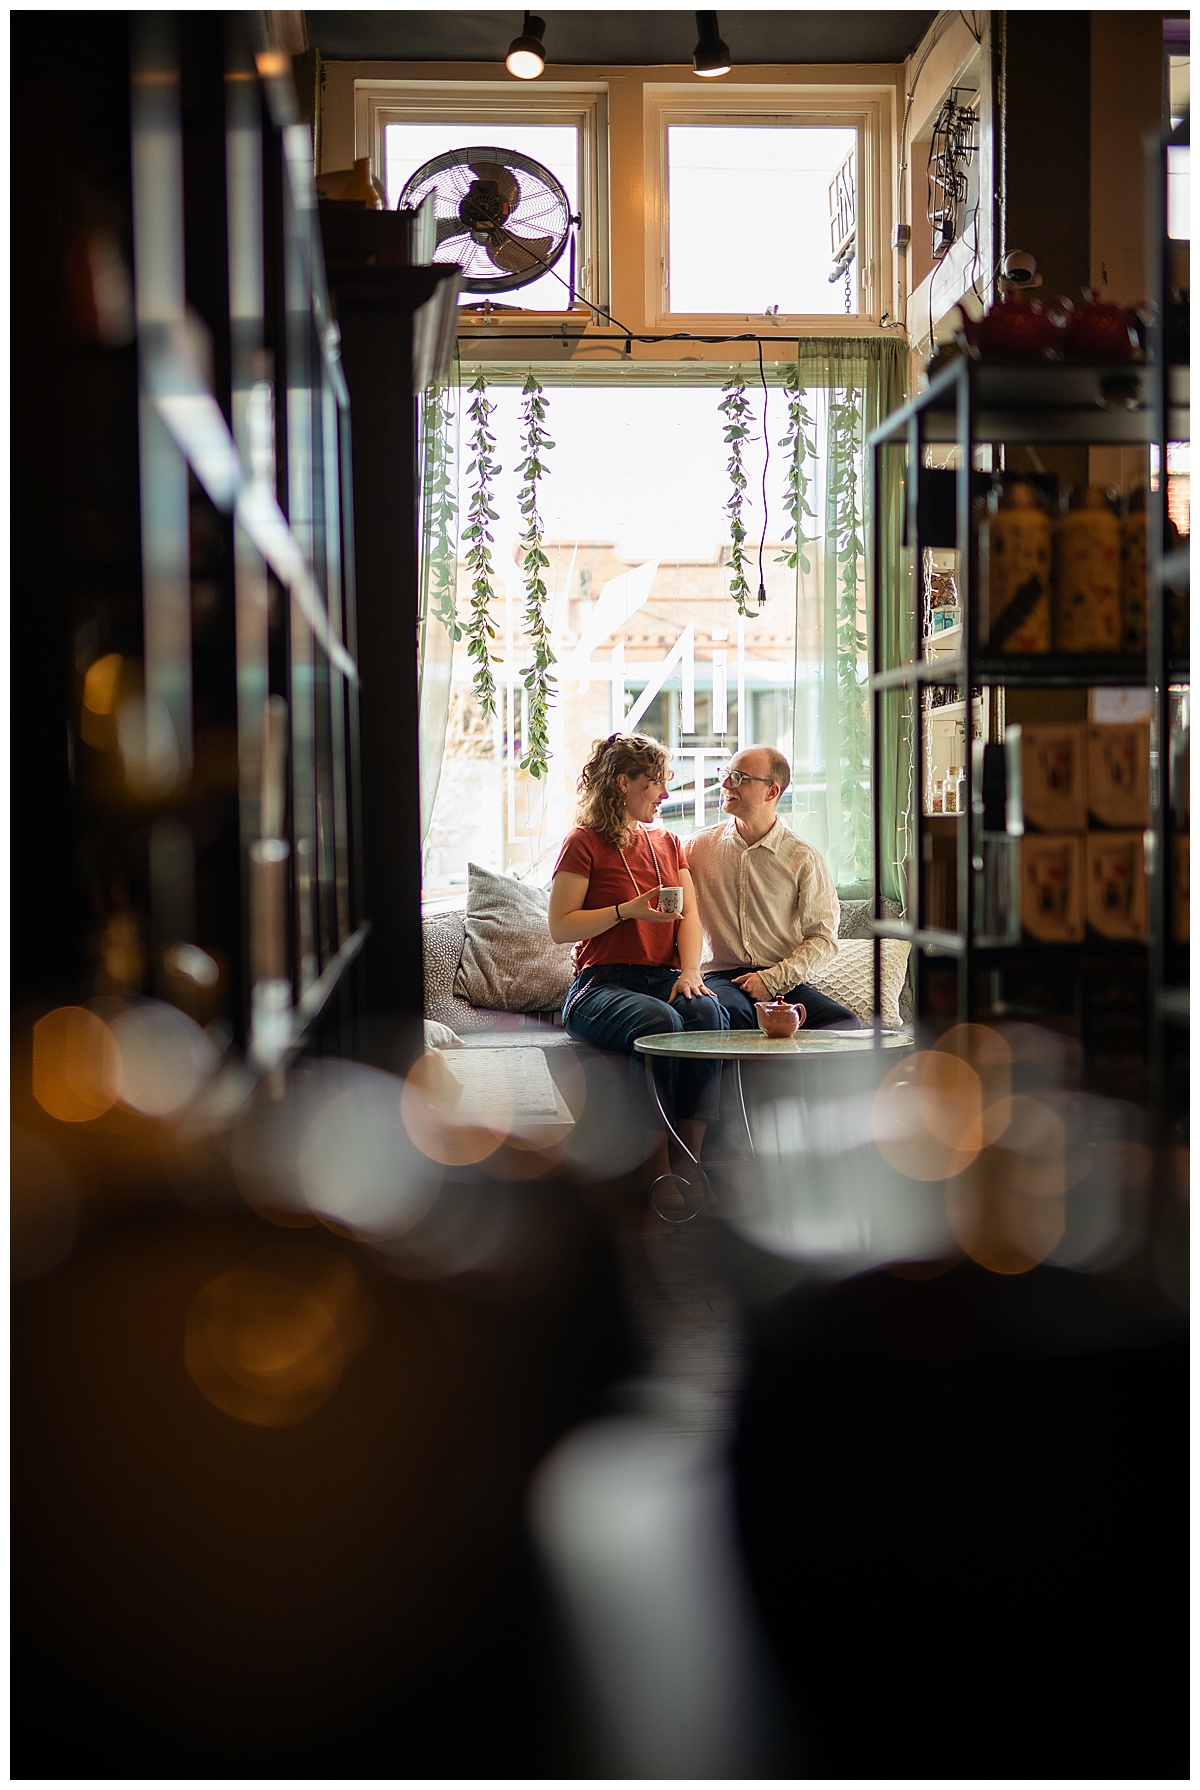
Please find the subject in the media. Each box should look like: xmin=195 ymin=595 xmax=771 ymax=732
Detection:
xmin=999 ymin=250 xmax=1042 ymax=289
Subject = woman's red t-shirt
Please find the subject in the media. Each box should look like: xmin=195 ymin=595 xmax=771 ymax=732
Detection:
xmin=553 ymin=824 xmax=690 ymax=973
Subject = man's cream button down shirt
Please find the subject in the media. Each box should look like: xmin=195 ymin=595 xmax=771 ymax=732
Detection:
xmin=688 ymin=817 xmax=839 ymax=998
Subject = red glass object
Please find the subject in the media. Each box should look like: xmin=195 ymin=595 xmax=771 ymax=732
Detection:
xmin=958 ymin=290 xmax=1063 ymax=361
xmin=1056 ymin=288 xmax=1138 ymax=362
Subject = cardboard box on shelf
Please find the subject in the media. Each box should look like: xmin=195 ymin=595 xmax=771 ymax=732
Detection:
xmin=1085 ymin=831 xmax=1149 ymax=940
xmin=1021 ymin=833 xmax=1086 ymax=942
xmin=1007 ymin=723 xmax=1088 ymax=833
xmin=1087 ymin=721 xmax=1150 ymax=829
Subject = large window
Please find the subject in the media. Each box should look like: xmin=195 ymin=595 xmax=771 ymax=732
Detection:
xmin=417 ymin=347 xmax=908 ymax=905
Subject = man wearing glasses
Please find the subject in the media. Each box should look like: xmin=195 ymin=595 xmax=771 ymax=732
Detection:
xmin=688 ymin=746 xmax=858 ymax=1030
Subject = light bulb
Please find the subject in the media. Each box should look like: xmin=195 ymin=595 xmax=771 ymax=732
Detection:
xmin=506 ymin=46 xmax=545 ymax=79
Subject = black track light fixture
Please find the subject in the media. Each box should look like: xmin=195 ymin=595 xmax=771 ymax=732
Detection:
xmin=692 ymin=11 xmax=731 ymax=77
xmin=506 ymin=12 xmax=547 ymax=80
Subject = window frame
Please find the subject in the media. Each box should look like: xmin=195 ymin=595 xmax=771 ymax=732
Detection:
xmin=644 ymin=83 xmax=896 ymax=331
xmin=356 ymin=79 xmax=609 ymax=317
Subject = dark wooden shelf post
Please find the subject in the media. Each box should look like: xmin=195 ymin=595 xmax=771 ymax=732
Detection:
xmin=325 ymin=262 xmax=459 ymax=1067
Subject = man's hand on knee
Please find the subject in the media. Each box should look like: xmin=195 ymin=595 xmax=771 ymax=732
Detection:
xmin=731 ymin=970 xmax=771 ymax=1004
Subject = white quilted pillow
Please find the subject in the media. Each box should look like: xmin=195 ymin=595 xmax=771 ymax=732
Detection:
xmin=805 ymin=938 xmax=910 ymax=1029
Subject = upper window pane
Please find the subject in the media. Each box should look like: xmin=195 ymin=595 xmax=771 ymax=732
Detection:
xmin=1167 ymin=145 xmax=1190 ymax=241
xmin=667 ymin=124 xmax=858 ymax=315
xmin=384 ymin=122 xmax=579 ymax=309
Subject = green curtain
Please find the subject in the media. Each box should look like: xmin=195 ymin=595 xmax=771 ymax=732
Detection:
xmin=416 ymin=379 xmax=460 ymax=848
xmin=785 ymin=337 xmax=909 ymax=903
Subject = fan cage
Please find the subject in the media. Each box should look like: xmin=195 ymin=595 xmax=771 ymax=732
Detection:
xmin=398 ymin=145 xmax=574 ymax=295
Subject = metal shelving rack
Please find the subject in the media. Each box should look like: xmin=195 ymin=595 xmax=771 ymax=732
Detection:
xmin=1147 ymin=121 xmax=1191 ymax=1126
xmin=868 ymin=357 xmax=1181 ymax=1071
xmin=128 ymin=14 xmax=369 ymax=1078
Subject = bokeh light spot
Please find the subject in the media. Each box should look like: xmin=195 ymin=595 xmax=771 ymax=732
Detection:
xmin=163 ymin=941 xmax=220 ymax=989
xmin=298 ymin=1064 xmax=433 ymax=1238
xmin=400 ymin=1052 xmax=509 ymax=1166
xmin=871 ymin=1051 xmax=983 ymax=1181
xmin=82 ymin=651 xmax=123 ymax=713
xmin=947 ymin=1096 xmax=1068 ymax=1274
xmin=32 ymin=1006 xmax=120 ymax=1122
xmin=184 ymin=1267 xmax=347 ymax=1427
xmin=80 ymin=652 xmax=125 ymax=745
xmin=111 ymin=1001 xmax=217 ymax=1117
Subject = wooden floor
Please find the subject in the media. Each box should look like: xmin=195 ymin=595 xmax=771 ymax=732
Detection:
xmin=615 ymin=1198 xmax=748 ymax=1443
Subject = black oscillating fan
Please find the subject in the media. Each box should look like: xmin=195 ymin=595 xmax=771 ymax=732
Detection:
xmin=397 ymin=146 xmax=576 ymax=297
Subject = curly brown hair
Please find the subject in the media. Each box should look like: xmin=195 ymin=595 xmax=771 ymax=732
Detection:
xmin=575 ymin=732 xmax=670 ymax=846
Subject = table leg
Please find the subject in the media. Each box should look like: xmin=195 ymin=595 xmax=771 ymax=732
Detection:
xmin=731 ymin=1060 xmax=756 ymax=1159
xmin=643 ymin=1054 xmax=708 ymax=1226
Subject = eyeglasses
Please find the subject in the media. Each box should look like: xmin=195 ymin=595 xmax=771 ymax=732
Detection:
xmin=719 ymin=767 xmax=774 ymax=788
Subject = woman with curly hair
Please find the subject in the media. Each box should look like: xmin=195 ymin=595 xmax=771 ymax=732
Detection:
xmin=548 ymin=731 xmax=727 ymax=1153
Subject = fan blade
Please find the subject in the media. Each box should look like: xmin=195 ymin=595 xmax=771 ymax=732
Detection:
xmin=435 ymin=216 xmax=471 ymax=249
xmin=468 ymin=159 xmax=520 ymax=207
xmin=487 ymin=230 xmax=553 ymax=277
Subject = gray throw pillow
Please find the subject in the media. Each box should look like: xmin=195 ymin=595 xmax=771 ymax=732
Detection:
xmin=454 ymin=862 xmax=575 ymax=1014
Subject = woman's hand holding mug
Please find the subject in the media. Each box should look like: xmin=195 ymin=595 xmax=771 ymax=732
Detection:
xmin=619 ymin=887 xmax=678 ymax=923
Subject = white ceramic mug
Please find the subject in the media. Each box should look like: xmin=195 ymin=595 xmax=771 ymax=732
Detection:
xmin=657 ymin=884 xmax=684 ymax=915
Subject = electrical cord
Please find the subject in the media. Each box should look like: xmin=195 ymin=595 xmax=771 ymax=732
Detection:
xmin=896 ymin=11 xmax=955 ymax=233
xmin=464 ymin=223 xmax=787 ymax=353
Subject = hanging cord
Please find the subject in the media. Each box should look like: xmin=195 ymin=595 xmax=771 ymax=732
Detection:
xmin=755 ymin=339 xmax=770 ymax=609
xmin=486 ymin=219 xmax=638 ymax=349
xmin=464 ymin=219 xmax=770 ymax=352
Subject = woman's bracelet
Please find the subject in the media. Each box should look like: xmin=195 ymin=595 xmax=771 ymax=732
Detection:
xmin=614 ymin=902 xmax=623 ymax=925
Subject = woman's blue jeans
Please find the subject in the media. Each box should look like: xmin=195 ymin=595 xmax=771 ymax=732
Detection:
xmin=563 ymin=964 xmax=728 ymax=1126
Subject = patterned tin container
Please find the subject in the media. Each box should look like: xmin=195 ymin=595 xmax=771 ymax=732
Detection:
xmin=980 ymin=482 xmax=1052 ymax=653
xmin=1120 ymin=489 xmax=1148 ymax=655
xmin=1054 ymin=485 xmax=1122 ymax=652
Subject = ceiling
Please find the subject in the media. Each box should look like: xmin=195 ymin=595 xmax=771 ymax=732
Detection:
xmin=304 ymin=11 xmax=938 ymax=67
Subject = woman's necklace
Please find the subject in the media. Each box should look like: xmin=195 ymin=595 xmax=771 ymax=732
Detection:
xmin=617 ymin=824 xmax=663 ymax=899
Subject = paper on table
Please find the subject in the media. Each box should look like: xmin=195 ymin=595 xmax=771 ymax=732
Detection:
xmin=442 ymin=1048 xmax=574 ymax=1123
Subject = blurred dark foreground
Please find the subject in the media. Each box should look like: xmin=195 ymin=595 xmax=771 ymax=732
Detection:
xmin=11 ymin=1033 xmax=1189 ymax=1780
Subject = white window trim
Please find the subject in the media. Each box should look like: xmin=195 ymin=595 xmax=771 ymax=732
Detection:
xmin=644 ymin=83 xmax=896 ymax=332
xmin=355 ymin=79 xmax=610 ymax=317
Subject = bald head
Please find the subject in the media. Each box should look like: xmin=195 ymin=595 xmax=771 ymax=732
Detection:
xmin=740 ymin=745 xmax=790 ymax=795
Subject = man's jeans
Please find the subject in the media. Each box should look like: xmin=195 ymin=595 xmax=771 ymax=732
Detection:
xmin=563 ymin=964 xmax=728 ymax=1124
xmin=704 ymin=971 xmax=860 ymax=1032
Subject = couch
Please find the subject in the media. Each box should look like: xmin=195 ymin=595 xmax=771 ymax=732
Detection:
xmin=423 ymin=890 xmax=911 ymax=1046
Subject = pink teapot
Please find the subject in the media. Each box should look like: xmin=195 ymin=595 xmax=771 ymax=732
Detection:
xmin=957 ymin=290 xmax=1062 ymax=361
xmin=755 ymin=996 xmax=806 ymax=1038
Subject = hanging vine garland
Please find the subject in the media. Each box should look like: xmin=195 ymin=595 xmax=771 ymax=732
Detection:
xmin=461 ymin=371 xmax=501 ymax=719
xmin=718 ymin=373 xmax=754 ymax=617
xmin=776 ymin=364 xmax=818 ymax=578
xmin=515 ymin=370 xmax=556 ymax=779
xmin=423 ymin=381 xmax=461 ymax=642
xmin=826 ymin=390 xmax=871 ymax=879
